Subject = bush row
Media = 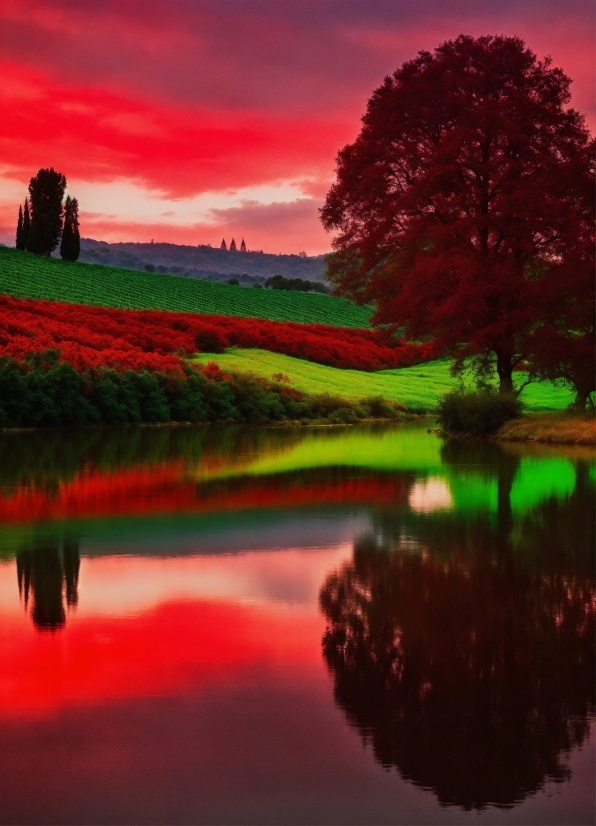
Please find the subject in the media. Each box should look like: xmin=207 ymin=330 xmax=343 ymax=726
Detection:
xmin=0 ymin=352 xmax=405 ymax=428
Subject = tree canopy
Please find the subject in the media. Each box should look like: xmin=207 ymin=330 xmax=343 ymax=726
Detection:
xmin=26 ymin=167 xmax=66 ymax=257
xmin=321 ymin=35 xmax=595 ymax=394
xmin=60 ymin=196 xmax=81 ymax=261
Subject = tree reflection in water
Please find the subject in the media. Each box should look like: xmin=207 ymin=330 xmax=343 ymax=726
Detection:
xmin=17 ymin=541 xmax=80 ymax=630
xmin=320 ymin=445 xmax=595 ymax=810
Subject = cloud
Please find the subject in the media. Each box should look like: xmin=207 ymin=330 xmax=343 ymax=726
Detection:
xmin=206 ymin=198 xmax=330 ymax=254
xmin=0 ymin=0 xmax=591 ymax=252
xmin=0 ymin=64 xmax=352 ymax=200
xmin=0 ymin=1 xmax=592 ymax=118
xmin=79 ymin=197 xmax=331 ymax=256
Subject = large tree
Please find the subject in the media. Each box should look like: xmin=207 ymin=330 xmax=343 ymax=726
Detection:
xmin=321 ymin=35 xmax=595 ymax=393
xmin=60 ymin=195 xmax=81 ymax=261
xmin=26 ymin=167 xmax=66 ymax=256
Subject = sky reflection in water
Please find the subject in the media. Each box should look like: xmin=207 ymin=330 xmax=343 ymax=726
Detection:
xmin=0 ymin=424 xmax=593 ymax=824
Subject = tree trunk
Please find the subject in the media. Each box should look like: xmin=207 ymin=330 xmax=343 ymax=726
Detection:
xmin=573 ymin=386 xmax=594 ymax=410
xmin=495 ymin=350 xmax=514 ymax=394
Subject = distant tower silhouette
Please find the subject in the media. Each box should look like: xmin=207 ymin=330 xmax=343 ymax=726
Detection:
xmin=229 ymin=238 xmax=237 ymax=251
xmin=240 ymin=238 xmax=247 ymax=252
xmin=220 ymin=238 xmax=227 ymax=250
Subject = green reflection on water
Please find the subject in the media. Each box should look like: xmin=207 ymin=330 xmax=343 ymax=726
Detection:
xmin=0 ymin=424 xmax=592 ymax=554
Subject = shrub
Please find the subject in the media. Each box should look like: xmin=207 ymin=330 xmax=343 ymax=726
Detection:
xmin=436 ymin=389 xmax=522 ymax=436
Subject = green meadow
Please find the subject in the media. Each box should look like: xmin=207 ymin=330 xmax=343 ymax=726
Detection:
xmin=194 ymin=349 xmax=575 ymax=413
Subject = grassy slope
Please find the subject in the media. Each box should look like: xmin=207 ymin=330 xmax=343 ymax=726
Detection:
xmin=194 ymin=349 xmax=574 ymax=413
xmin=0 ymin=246 xmax=370 ymax=327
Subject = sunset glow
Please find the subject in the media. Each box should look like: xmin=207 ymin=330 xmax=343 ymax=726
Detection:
xmin=1 ymin=0 xmax=593 ymax=252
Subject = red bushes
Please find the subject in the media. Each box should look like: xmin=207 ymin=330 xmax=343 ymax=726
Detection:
xmin=0 ymin=295 xmax=434 ymax=373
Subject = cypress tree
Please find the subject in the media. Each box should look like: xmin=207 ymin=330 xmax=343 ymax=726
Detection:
xmin=60 ymin=196 xmax=81 ymax=261
xmin=22 ymin=199 xmax=31 ymax=249
xmin=15 ymin=205 xmax=23 ymax=250
xmin=26 ymin=168 xmax=66 ymax=256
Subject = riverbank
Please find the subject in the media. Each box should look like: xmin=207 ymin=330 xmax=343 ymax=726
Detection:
xmin=495 ymin=412 xmax=595 ymax=446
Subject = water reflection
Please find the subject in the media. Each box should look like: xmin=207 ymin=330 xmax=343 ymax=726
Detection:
xmin=320 ymin=445 xmax=595 ymax=810
xmin=0 ymin=425 xmax=593 ymax=822
xmin=17 ymin=540 xmax=79 ymax=630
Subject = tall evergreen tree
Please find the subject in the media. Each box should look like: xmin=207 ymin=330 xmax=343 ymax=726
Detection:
xmin=22 ymin=199 xmax=31 ymax=250
xmin=26 ymin=168 xmax=66 ymax=256
xmin=60 ymin=196 xmax=81 ymax=261
xmin=15 ymin=205 xmax=24 ymax=250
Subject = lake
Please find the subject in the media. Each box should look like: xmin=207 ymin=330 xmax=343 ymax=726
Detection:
xmin=0 ymin=424 xmax=593 ymax=825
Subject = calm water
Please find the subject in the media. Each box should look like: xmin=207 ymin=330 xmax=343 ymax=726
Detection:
xmin=0 ymin=424 xmax=593 ymax=825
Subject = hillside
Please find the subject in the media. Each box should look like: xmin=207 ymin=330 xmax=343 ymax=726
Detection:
xmin=194 ymin=350 xmax=574 ymax=413
xmin=79 ymin=239 xmax=328 ymax=285
xmin=0 ymin=247 xmax=370 ymax=327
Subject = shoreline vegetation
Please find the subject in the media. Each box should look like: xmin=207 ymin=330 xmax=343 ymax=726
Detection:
xmin=0 ymin=354 xmax=409 ymax=429
xmin=495 ymin=412 xmax=595 ymax=446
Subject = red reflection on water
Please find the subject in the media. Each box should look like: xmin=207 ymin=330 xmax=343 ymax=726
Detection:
xmin=0 ymin=468 xmax=407 ymax=522
xmin=0 ymin=595 xmax=324 ymax=719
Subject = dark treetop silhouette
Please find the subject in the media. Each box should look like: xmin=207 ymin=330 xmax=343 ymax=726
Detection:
xmin=60 ymin=195 xmax=81 ymax=262
xmin=17 ymin=541 xmax=80 ymax=631
xmin=321 ymin=35 xmax=595 ymax=396
xmin=26 ymin=168 xmax=66 ymax=257
xmin=320 ymin=443 xmax=595 ymax=809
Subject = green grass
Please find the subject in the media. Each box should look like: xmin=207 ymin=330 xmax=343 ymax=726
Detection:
xmin=0 ymin=246 xmax=371 ymax=327
xmin=194 ymin=349 xmax=575 ymax=413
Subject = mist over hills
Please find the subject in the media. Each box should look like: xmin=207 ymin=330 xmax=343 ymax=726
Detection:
xmin=80 ymin=239 xmax=329 ymax=286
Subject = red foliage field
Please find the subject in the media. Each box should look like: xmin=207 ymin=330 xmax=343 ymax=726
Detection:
xmin=0 ymin=295 xmax=434 ymax=373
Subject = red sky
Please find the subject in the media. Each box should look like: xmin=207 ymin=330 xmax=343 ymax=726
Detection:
xmin=0 ymin=0 xmax=593 ymax=254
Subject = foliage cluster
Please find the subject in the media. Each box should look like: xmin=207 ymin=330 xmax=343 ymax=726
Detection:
xmin=59 ymin=196 xmax=81 ymax=262
xmin=264 ymin=274 xmax=329 ymax=294
xmin=0 ymin=294 xmax=431 ymax=373
xmin=0 ymin=352 xmax=403 ymax=429
xmin=322 ymin=35 xmax=595 ymax=406
xmin=0 ymin=246 xmax=370 ymax=327
xmin=15 ymin=168 xmax=80 ymax=260
xmin=436 ymin=389 xmax=522 ymax=436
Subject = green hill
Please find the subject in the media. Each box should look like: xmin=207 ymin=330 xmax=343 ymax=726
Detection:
xmin=0 ymin=246 xmax=370 ymax=327
xmin=194 ymin=349 xmax=574 ymax=413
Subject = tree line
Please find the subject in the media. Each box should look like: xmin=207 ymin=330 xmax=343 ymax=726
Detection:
xmin=15 ymin=167 xmax=80 ymax=261
xmin=322 ymin=35 xmax=595 ymax=408
xmin=0 ymin=351 xmax=402 ymax=428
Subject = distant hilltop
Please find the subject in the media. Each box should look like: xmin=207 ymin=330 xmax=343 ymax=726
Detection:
xmin=79 ymin=239 xmax=329 ymax=286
